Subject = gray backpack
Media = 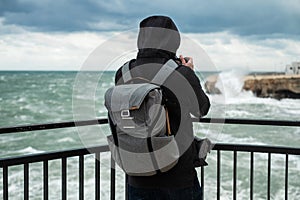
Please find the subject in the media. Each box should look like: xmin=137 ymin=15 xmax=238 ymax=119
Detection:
xmin=104 ymin=60 xmax=180 ymax=176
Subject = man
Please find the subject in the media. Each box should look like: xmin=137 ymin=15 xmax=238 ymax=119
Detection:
xmin=112 ymin=15 xmax=210 ymax=200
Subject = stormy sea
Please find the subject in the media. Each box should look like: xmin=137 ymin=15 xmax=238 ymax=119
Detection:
xmin=0 ymin=70 xmax=299 ymax=199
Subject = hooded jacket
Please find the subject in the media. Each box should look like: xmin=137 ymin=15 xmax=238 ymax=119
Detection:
xmin=112 ymin=16 xmax=210 ymax=188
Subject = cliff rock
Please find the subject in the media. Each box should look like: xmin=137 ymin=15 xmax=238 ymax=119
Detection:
xmin=243 ymin=74 xmax=300 ymax=99
xmin=204 ymin=74 xmax=300 ymax=99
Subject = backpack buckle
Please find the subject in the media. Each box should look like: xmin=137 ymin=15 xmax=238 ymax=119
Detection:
xmin=121 ymin=110 xmax=130 ymax=118
xmin=120 ymin=109 xmax=135 ymax=129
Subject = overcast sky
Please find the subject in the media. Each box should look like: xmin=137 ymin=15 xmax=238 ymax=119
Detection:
xmin=1 ymin=0 xmax=300 ymax=71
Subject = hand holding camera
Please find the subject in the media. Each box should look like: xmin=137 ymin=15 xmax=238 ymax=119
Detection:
xmin=179 ymin=55 xmax=194 ymax=70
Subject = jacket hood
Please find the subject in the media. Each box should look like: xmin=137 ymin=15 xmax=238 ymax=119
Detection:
xmin=137 ymin=16 xmax=181 ymax=55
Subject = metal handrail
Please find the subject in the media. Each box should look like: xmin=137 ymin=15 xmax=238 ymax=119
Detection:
xmin=1 ymin=119 xmax=299 ymax=200
xmin=0 ymin=145 xmax=110 ymax=167
xmin=0 ymin=118 xmax=109 ymax=134
xmin=0 ymin=118 xmax=299 ymax=134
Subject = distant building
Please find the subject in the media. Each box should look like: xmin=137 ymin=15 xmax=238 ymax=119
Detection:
xmin=285 ymin=62 xmax=300 ymax=75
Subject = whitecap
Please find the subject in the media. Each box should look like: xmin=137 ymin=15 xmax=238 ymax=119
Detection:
xmin=17 ymin=97 xmax=26 ymax=102
xmin=57 ymin=137 xmax=75 ymax=143
xmin=225 ymin=110 xmax=251 ymax=118
xmin=0 ymin=75 xmax=6 ymax=81
xmin=101 ymin=82 xmax=109 ymax=87
xmin=17 ymin=146 xmax=44 ymax=154
xmin=13 ymin=115 xmax=31 ymax=121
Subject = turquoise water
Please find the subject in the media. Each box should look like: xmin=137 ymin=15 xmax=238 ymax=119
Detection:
xmin=0 ymin=71 xmax=299 ymax=199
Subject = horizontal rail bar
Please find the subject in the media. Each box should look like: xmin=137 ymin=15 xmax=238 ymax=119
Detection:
xmin=1 ymin=143 xmax=299 ymax=168
xmin=0 ymin=118 xmax=299 ymax=135
xmin=196 ymin=118 xmax=300 ymax=127
xmin=0 ymin=145 xmax=109 ymax=167
xmin=213 ymin=143 xmax=300 ymax=155
xmin=0 ymin=118 xmax=109 ymax=134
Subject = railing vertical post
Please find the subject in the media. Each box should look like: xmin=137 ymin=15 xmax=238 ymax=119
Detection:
xmin=24 ymin=163 xmax=29 ymax=200
xmin=267 ymin=153 xmax=271 ymax=200
xmin=233 ymin=151 xmax=237 ymax=200
xmin=201 ymin=166 xmax=204 ymax=199
xmin=110 ymin=156 xmax=116 ymax=200
xmin=43 ymin=161 xmax=48 ymax=200
xmin=79 ymin=155 xmax=84 ymax=200
xmin=125 ymin=174 xmax=128 ymax=200
xmin=62 ymin=157 xmax=67 ymax=200
xmin=285 ymin=154 xmax=288 ymax=200
xmin=217 ymin=150 xmax=220 ymax=200
xmin=95 ymin=152 xmax=100 ymax=200
xmin=3 ymin=166 xmax=8 ymax=200
xmin=250 ymin=152 xmax=254 ymax=200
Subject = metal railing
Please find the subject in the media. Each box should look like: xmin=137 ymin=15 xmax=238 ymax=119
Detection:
xmin=1 ymin=145 xmax=111 ymax=200
xmin=0 ymin=118 xmax=299 ymax=200
xmin=211 ymin=143 xmax=300 ymax=200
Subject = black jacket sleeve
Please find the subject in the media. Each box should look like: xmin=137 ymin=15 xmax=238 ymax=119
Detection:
xmin=176 ymin=66 xmax=210 ymax=117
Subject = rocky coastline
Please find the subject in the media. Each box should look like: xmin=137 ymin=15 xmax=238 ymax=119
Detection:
xmin=205 ymin=73 xmax=300 ymax=99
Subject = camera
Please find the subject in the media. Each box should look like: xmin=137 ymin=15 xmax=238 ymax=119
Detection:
xmin=175 ymin=56 xmax=190 ymax=64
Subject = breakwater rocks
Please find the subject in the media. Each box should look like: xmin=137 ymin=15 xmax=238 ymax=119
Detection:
xmin=243 ymin=74 xmax=300 ymax=99
xmin=205 ymin=74 xmax=300 ymax=99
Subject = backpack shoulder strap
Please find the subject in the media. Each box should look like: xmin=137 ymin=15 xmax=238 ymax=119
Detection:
xmin=122 ymin=59 xmax=178 ymax=84
xmin=151 ymin=59 xmax=179 ymax=85
xmin=121 ymin=61 xmax=132 ymax=83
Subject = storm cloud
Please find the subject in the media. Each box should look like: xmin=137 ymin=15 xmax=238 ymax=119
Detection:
xmin=1 ymin=0 xmax=299 ymax=71
xmin=0 ymin=0 xmax=299 ymax=37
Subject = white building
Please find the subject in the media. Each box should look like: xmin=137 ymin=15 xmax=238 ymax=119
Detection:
xmin=285 ymin=62 xmax=300 ymax=75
